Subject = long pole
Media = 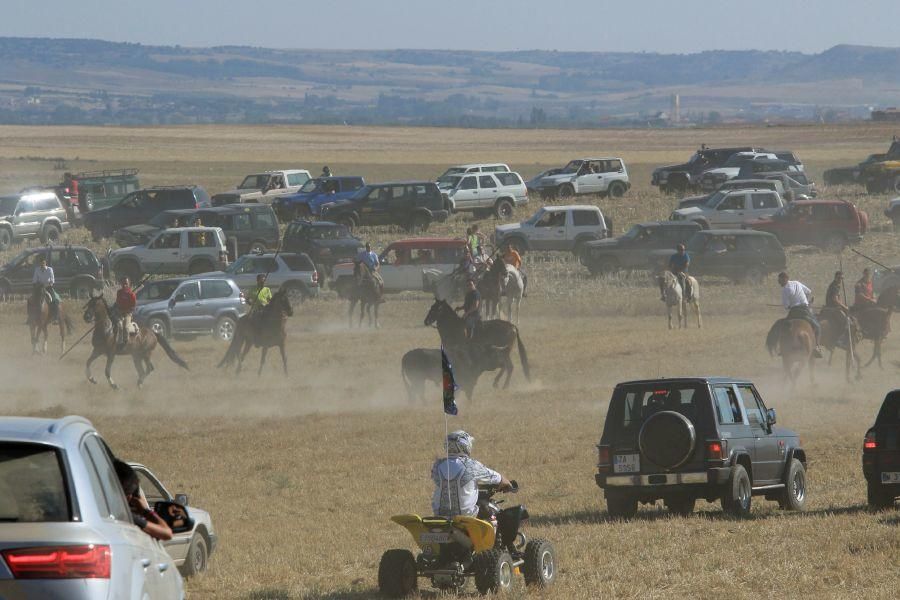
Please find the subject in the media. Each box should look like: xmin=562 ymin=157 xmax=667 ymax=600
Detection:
xmin=839 ymin=254 xmax=856 ymax=366
xmin=59 ymin=325 xmax=94 ymax=361
xmin=850 ymin=248 xmax=897 ymax=273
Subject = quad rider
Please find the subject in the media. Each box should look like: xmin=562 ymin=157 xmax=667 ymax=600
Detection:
xmin=116 ymin=277 xmax=137 ymax=349
xmin=665 ymin=243 xmax=691 ymax=300
xmin=502 ymin=243 xmax=527 ymax=297
xmin=431 ymin=430 xmax=512 ymax=518
xmin=248 ymin=273 xmax=272 ymax=316
xmin=455 ymin=279 xmax=481 ymax=339
xmin=31 ymin=255 xmax=60 ymax=323
xmin=852 ymin=268 xmax=877 ymax=312
xmin=778 ymin=272 xmax=823 ymax=358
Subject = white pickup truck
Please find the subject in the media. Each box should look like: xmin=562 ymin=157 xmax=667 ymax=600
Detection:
xmin=670 ymin=188 xmax=787 ymax=229
xmin=441 ymin=171 xmax=528 ymax=218
xmin=494 ymin=205 xmax=611 ymax=254
xmin=532 ymin=158 xmax=630 ymax=199
xmin=211 ymin=169 xmax=311 ymax=205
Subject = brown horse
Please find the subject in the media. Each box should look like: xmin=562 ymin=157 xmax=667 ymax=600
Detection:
xmin=26 ymin=285 xmax=73 ymax=355
xmin=853 ymin=285 xmax=899 ymax=369
xmin=424 ymin=299 xmax=530 ymax=389
xmin=348 ymin=263 xmax=382 ymax=328
xmin=766 ymin=318 xmax=815 ymax=385
xmin=477 ymin=257 xmax=505 ymax=320
xmin=82 ymin=293 xmax=188 ymax=389
xmin=818 ymin=307 xmax=862 ymax=381
xmin=218 ymin=289 xmax=293 ymax=375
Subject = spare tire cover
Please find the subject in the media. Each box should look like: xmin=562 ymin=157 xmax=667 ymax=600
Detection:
xmin=639 ymin=411 xmax=696 ymax=469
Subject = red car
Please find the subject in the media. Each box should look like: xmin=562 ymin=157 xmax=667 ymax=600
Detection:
xmin=744 ymin=199 xmax=867 ymax=251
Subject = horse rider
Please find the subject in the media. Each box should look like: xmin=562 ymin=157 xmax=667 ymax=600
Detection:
xmin=824 ymin=271 xmax=849 ymax=312
xmin=666 ymin=243 xmax=691 ymax=300
xmin=502 ymin=243 xmax=527 ymax=297
xmin=32 ymin=255 xmax=60 ymax=323
xmin=248 ymin=273 xmax=272 ymax=316
xmin=467 ymin=224 xmax=486 ymax=261
xmin=431 ymin=431 xmax=512 ymax=518
xmin=455 ymin=279 xmax=481 ymax=339
xmin=116 ymin=277 xmax=137 ymax=349
xmin=778 ymin=272 xmax=823 ymax=357
xmin=852 ymin=268 xmax=877 ymax=311
xmin=356 ymin=242 xmax=384 ymax=295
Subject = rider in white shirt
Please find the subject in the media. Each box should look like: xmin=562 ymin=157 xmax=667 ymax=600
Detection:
xmin=32 ymin=255 xmax=60 ymax=321
xmin=778 ymin=272 xmax=822 ymax=356
xmin=431 ymin=431 xmax=511 ymax=518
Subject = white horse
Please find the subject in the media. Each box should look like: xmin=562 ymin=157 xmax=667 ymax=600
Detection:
xmin=501 ymin=264 xmax=525 ymax=324
xmin=657 ymin=271 xmax=702 ymax=330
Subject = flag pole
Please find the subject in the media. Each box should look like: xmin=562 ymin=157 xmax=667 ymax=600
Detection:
xmin=444 ymin=410 xmax=452 ymax=515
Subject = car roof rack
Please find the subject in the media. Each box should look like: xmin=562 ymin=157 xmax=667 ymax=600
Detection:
xmin=76 ymin=168 xmax=139 ymax=179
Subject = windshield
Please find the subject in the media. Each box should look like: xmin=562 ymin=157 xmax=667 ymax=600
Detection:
xmin=438 ymin=175 xmax=463 ymax=189
xmin=239 ymin=175 xmax=270 ymax=190
xmin=0 ymin=196 xmax=18 ymax=214
xmin=4 ymin=249 xmax=32 ymax=268
xmin=560 ymin=160 xmax=583 ymax=175
xmin=704 ymin=190 xmax=727 ymax=207
xmin=621 ymin=225 xmax=642 ymax=240
xmin=225 ymin=255 xmax=252 ymax=274
xmin=524 ymin=209 xmax=546 ymax=226
xmin=439 ymin=168 xmax=466 ymax=178
xmin=137 ymin=280 xmax=180 ymax=301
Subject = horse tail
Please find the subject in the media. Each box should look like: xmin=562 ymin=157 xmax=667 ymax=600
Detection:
xmin=516 ymin=330 xmax=531 ymax=381
xmin=156 ymin=335 xmax=189 ymax=370
xmin=217 ymin=330 xmax=242 ymax=368
xmin=766 ymin=319 xmax=787 ymax=356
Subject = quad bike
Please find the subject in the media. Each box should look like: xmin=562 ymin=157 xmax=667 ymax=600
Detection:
xmin=378 ymin=481 xmax=556 ymax=597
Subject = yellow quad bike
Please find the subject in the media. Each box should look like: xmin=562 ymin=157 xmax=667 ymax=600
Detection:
xmin=378 ymin=481 xmax=556 ymax=597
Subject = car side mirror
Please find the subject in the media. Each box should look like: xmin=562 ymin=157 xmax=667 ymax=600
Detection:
xmin=766 ymin=408 xmax=777 ymax=426
xmin=154 ymin=501 xmax=194 ymax=535
xmin=174 ymin=493 xmax=189 ymax=506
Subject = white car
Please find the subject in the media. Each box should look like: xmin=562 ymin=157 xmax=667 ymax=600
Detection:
xmin=110 ymin=226 xmax=229 ymax=282
xmin=532 ymin=158 xmax=630 ymax=199
xmin=671 ymin=189 xmax=786 ymax=229
xmin=212 ymin=169 xmax=312 ymax=205
xmin=129 ymin=463 xmax=217 ymax=577
xmin=494 ymin=205 xmax=610 ymax=254
xmin=437 ymin=163 xmax=510 ymax=189
xmin=441 ymin=171 xmax=528 ymax=218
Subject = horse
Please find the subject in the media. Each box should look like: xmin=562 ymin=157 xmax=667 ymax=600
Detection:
xmin=478 ymin=258 xmax=505 ymax=320
xmin=400 ymin=347 xmax=479 ymax=403
xmin=657 ymin=271 xmax=701 ymax=329
xmin=26 ymin=285 xmax=73 ymax=355
xmin=766 ymin=318 xmax=815 ymax=385
xmin=348 ymin=262 xmax=382 ymax=328
xmin=424 ymin=299 xmax=530 ymax=389
xmin=218 ymin=289 xmax=293 ymax=376
xmin=853 ymin=285 xmax=899 ymax=369
xmin=500 ymin=264 xmax=525 ymax=324
xmin=83 ymin=293 xmax=188 ymax=389
xmin=818 ymin=307 xmax=862 ymax=381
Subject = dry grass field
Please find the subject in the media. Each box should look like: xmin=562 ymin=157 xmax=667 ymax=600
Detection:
xmin=0 ymin=123 xmax=899 ymax=599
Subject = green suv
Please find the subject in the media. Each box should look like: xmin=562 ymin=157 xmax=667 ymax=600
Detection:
xmin=74 ymin=168 xmax=141 ymax=212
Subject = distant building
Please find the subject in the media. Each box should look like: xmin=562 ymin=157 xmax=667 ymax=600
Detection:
xmin=872 ymin=107 xmax=900 ymax=122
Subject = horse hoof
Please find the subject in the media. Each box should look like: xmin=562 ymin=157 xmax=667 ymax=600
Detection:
xmin=88 ymin=377 xmax=97 ymax=385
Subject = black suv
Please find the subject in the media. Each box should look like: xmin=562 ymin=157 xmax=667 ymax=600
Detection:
xmin=863 ymin=390 xmax=900 ymax=509
xmin=596 ymin=377 xmax=807 ymax=518
xmin=648 ymin=230 xmax=786 ymax=284
xmin=0 ymin=245 xmax=104 ymax=300
xmin=282 ymin=220 xmax=362 ymax=275
xmin=114 ymin=203 xmax=279 ymax=258
xmin=83 ymin=185 xmax=211 ymax=241
xmin=652 ymin=146 xmax=756 ymax=194
xmin=319 ymin=181 xmax=449 ymax=232
xmin=581 ymin=221 xmax=701 ymax=276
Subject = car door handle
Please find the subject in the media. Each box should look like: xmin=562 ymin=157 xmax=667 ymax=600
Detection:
xmin=141 ymin=558 xmax=151 ymax=568
xmin=158 ymin=563 xmax=169 ymax=573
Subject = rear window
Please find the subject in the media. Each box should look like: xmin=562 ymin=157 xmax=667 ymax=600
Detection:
xmin=201 ymin=279 xmax=234 ymax=299
xmin=495 ymin=172 xmax=523 ymax=186
xmin=876 ymin=392 xmax=900 ymax=425
xmin=606 ymin=384 xmax=705 ymax=434
xmin=281 ymin=254 xmax=315 ymax=271
xmin=193 ymin=187 xmax=211 ymax=207
xmin=0 ymin=443 xmax=71 ymax=522
xmin=573 ymin=210 xmax=600 ymax=227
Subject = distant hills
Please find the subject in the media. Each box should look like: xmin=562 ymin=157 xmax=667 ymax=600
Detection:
xmin=0 ymin=38 xmax=898 ymax=126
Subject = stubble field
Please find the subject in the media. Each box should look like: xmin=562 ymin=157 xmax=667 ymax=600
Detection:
xmin=0 ymin=123 xmax=898 ymax=599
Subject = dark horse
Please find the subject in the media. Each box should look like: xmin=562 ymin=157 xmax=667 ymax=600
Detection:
xmin=853 ymin=285 xmax=899 ymax=369
xmin=424 ymin=299 xmax=530 ymax=389
xmin=818 ymin=307 xmax=862 ymax=381
xmin=218 ymin=289 xmax=293 ymax=375
xmin=27 ymin=285 xmax=73 ymax=355
xmin=477 ymin=257 xmax=506 ymax=320
xmin=83 ymin=293 xmax=189 ymax=389
xmin=348 ymin=262 xmax=382 ymax=328
xmin=401 ymin=347 xmax=479 ymax=403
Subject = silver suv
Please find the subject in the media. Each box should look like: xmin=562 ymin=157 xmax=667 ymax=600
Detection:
xmin=110 ymin=226 xmax=229 ymax=282
xmin=0 ymin=191 xmax=71 ymax=250
xmin=211 ymin=252 xmax=319 ymax=302
xmin=0 ymin=416 xmax=184 ymax=599
xmin=441 ymin=171 xmax=528 ymax=218
xmin=134 ymin=276 xmax=248 ymax=341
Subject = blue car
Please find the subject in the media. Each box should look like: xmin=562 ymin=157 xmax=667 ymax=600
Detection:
xmin=271 ymin=176 xmax=365 ymax=221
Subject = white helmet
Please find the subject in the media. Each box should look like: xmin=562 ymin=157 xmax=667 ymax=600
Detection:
xmin=446 ymin=430 xmax=474 ymax=456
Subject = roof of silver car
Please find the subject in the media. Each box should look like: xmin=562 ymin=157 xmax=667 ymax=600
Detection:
xmin=0 ymin=415 xmax=94 ymax=442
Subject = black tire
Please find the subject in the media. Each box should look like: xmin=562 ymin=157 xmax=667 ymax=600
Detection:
xmin=474 ymin=549 xmax=514 ymax=595
xmin=147 ymin=317 xmax=169 ymax=339
xmin=114 ymin=260 xmax=141 ymax=284
xmin=777 ymin=458 xmax=807 ymax=511
xmin=559 ymin=183 xmax=575 ymax=198
xmin=40 ymin=223 xmax=61 ymax=244
xmin=215 ymin=315 xmax=237 ymax=342
xmin=181 ymin=534 xmax=208 ymax=577
xmin=0 ymin=227 xmax=12 ymax=251
xmin=608 ymin=181 xmax=626 ymax=198
xmin=867 ymin=481 xmax=895 ymax=510
xmin=722 ymin=464 xmax=752 ymax=517
xmin=522 ymin=539 xmax=556 ymax=588
xmin=189 ymin=260 xmax=214 ymax=275
xmin=665 ymin=497 xmax=696 ymax=516
xmin=494 ymin=199 xmax=514 ymax=220
xmin=639 ymin=411 xmax=696 ymax=469
xmin=281 ymin=282 xmax=307 ymax=304
xmin=605 ymin=491 xmax=638 ymax=519
xmin=80 ymin=192 xmax=93 ymax=213
xmin=248 ymin=241 xmax=267 ymax=254
xmin=694 ymin=219 xmax=710 ymax=230
xmin=378 ymin=549 xmax=418 ymax=598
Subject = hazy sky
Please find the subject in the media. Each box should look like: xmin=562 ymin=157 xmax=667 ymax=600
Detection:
xmin=4 ymin=0 xmax=899 ymax=53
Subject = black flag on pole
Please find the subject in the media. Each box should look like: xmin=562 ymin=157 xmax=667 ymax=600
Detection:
xmin=441 ymin=346 xmax=459 ymax=416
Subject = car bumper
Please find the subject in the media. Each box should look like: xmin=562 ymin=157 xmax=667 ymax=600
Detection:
xmin=0 ymin=579 xmax=111 ymax=599
xmin=595 ymin=467 xmax=731 ymax=489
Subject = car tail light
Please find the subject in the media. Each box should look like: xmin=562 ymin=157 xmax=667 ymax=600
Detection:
xmin=239 ymin=291 xmax=246 ymax=304
xmin=596 ymin=445 xmax=611 ymax=473
xmin=706 ymin=439 xmax=727 ymax=460
xmin=864 ymin=430 xmax=877 ymax=451
xmin=312 ymin=270 xmax=319 ymax=285
xmin=2 ymin=544 xmax=111 ymax=579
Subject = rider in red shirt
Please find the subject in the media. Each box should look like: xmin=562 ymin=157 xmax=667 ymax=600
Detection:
xmin=116 ymin=277 xmax=137 ymax=347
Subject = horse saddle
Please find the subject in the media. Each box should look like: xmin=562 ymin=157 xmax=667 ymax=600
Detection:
xmin=127 ymin=322 xmax=139 ymax=335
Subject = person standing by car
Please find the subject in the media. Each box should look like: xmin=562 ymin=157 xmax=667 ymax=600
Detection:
xmin=114 ymin=460 xmax=173 ymax=542
xmin=778 ymin=272 xmax=823 ymax=357
xmin=667 ymin=243 xmax=691 ymax=300
xmin=116 ymin=277 xmax=137 ymax=349
xmin=456 ymin=279 xmax=481 ymax=339
xmin=248 ymin=273 xmax=272 ymax=314
xmin=502 ymin=243 xmax=527 ymax=297
xmin=31 ymin=255 xmax=60 ymax=322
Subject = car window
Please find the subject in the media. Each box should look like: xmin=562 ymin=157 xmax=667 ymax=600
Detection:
xmin=176 ymin=281 xmax=200 ymax=300
xmin=135 ymin=470 xmax=168 ymax=504
xmin=188 ymin=230 xmax=216 ymax=248
xmin=82 ymin=435 xmax=130 ymax=522
xmin=255 ymin=210 xmax=277 ymax=229
xmin=495 ymin=172 xmax=522 ymax=186
xmin=200 ymin=279 xmax=234 ymax=299
xmin=0 ymin=442 xmax=71 ymax=522
xmin=479 ymin=175 xmax=497 ymax=189
xmin=232 ymin=213 xmax=252 ymax=231
xmin=17 ymin=198 xmax=34 ymax=213
xmin=535 ymin=211 xmax=565 ymax=228
xmin=138 ymin=280 xmax=180 ymax=301
xmin=287 ymin=173 xmax=309 ymax=187
xmin=459 ymin=176 xmax=477 ymax=191
xmin=34 ymin=196 xmax=59 ymax=211
xmin=435 ymin=246 xmax=465 ymax=263
xmin=76 ymin=249 xmax=100 ymax=268
xmin=717 ymin=195 xmax=745 ymax=210
xmin=253 ymin=257 xmax=277 ymax=273
xmin=713 ymin=386 xmax=744 ymax=424
xmin=572 ymin=210 xmax=600 ymax=227
xmin=752 ymin=193 xmax=779 ymax=209
xmin=742 ymin=235 xmax=770 ymax=252
xmin=608 ymin=384 xmax=704 ymax=432
xmin=737 ymin=385 xmax=765 ymax=427
xmin=484 ymin=165 xmax=508 ymax=172
xmin=150 ymin=232 xmax=181 ymax=249
xmin=608 ymin=159 xmax=624 ymax=172
xmin=281 ymin=254 xmax=315 ymax=271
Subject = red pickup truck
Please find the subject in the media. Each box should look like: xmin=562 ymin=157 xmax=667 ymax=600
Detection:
xmin=743 ymin=199 xmax=868 ymax=251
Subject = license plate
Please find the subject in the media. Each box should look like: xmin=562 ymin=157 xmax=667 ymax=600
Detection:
xmin=881 ymin=472 xmax=900 ymax=484
xmin=419 ymin=532 xmax=451 ymax=544
xmin=614 ymin=453 xmax=640 ymax=473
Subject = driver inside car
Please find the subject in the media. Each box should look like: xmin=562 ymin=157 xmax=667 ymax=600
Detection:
xmin=431 ymin=431 xmax=512 ymax=519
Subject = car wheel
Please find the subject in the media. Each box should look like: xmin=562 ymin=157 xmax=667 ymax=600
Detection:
xmin=80 ymin=193 xmax=93 ymax=213
xmin=823 ymin=232 xmax=846 ymax=253
xmin=559 ymin=183 xmax=575 ymax=198
xmin=181 ymin=534 xmax=209 ymax=577
xmin=608 ymin=181 xmax=626 ymax=198
xmin=215 ymin=315 xmax=237 ymax=342
xmin=867 ymin=480 xmax=895 ymax=510
xmin=722 ymin=464 xmax=752 ymax=517
xmin=70 ymin=280 xmax=94 ymax=300
xmin=189 ymin=260 xmax=214 ymax=275
xmin=249 ymin=241 xmax=267 ymax=254
xmin=605 ymin=491 xmax=638 ymax=519
xmin=777 ymin=458 xmax=807 ymax=511
xmin=378 ymin=549 xmax=418 ymax=598
xmin=147 ymin=317 xmax=169 ymax=339
xmin=494 ymin=199 xmax=514 ymax=219
xmin=694 ymin=219 xmax=710 ymax=230
xmin=474 ymin=549 xmax=514 ymax=595
xmin=40 ymin=223 xmax=61 ymax=244
xmin=282 ymin=282 xmax=307 ymax=304
xmin=522 ymin=538 xmax=556 ymax=588
xmin=0 ymin=228 xmax=11 ymax=251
